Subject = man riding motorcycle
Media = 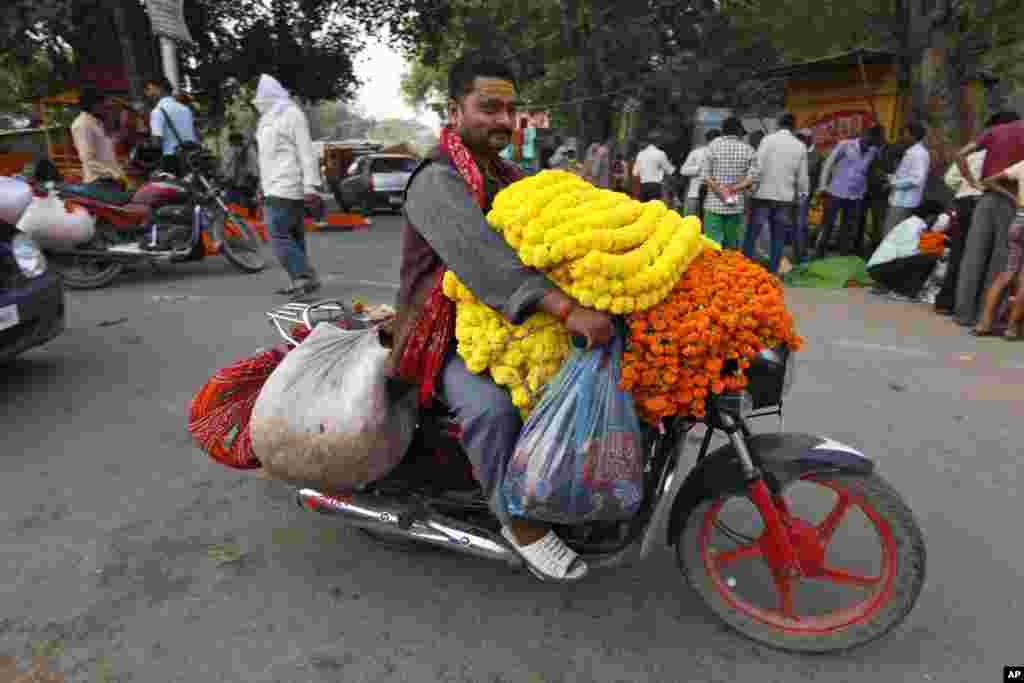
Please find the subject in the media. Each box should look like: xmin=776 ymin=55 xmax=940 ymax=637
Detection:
xmin=389 ymin=55 xmax=615 ymax=582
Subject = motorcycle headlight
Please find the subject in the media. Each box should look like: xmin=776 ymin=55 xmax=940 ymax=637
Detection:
xmin=13 ymin=233 xmax=46 ymax=278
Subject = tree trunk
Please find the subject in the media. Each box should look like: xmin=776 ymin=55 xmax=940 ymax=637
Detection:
xmin=109 ymin=0 xmax=142 ymax=100
xmin=558 ymin=0 xmax=581 ymax=138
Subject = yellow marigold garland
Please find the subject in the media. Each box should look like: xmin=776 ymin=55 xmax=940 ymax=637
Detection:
xmin=443 ymin=271 xmax=570 ymax=419
xmin=620 ymin=250 xmax=803 ymax=425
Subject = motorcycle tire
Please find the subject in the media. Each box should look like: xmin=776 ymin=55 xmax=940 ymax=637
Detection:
xmin=211 ymin=207 xmax=266 ymax=273
xmin=677 ymin=471 xmax=925 ymax=653
xmin=49 ymin=234 xmax=123 ymax=290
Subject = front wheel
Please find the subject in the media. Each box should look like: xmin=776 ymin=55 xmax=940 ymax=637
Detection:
xmin=678 ymin=472 xmax=925 ymax=653
xmin=212 ymin=207 xmax=266 ymax=273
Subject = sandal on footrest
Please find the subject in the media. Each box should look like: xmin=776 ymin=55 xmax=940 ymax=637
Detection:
xmin=501 ymin=528 xmax=588 ymax=583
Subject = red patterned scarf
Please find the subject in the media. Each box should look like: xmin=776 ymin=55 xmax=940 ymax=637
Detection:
xmin=395 ymin=126 xmax=498 ymax=407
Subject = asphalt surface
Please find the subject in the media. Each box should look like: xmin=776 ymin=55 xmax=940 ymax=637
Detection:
xmin=2 ymin=213 xmax=1023 ymax=682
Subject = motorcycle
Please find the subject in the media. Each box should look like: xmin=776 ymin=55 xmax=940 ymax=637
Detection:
xmin=44 ymin=144 xmax=265 ymax=289
xmin=264 ymin=300 xmax=926 ymax=654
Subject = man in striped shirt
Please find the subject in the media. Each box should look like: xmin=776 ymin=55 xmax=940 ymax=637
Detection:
xmin=700 ymin=116 xmax=759 ymax=249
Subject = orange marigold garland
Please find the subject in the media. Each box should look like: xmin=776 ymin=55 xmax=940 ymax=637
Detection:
xmin=620 ymin=250 xmax=803 ymax=424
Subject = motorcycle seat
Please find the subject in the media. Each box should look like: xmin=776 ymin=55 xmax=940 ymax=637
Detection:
xmin=57 ymin=183 xmax=134 ymax=207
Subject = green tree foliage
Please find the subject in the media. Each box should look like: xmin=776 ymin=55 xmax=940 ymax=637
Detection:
xmin=395 ymin=0 xmax=779 ymax=154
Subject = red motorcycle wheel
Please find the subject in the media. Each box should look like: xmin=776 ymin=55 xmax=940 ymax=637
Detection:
xmin=677 ymin=472 xmax=925 ymax=653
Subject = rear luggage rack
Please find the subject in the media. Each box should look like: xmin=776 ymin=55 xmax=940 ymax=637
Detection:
xmin=265 ymin=299 xmax=349 ymax=345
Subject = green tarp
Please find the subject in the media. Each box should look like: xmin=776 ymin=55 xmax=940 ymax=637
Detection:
xmin=782 ymin=256 xmax=874 ymax=289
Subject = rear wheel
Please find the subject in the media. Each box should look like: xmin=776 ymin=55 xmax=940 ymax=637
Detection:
xmin=49 ymin=232 xmax=123 ymax=289
xmin=678 ymin=472 xmax=925 ymax=653
xmin=211 ymin=206 xmax=266 ymax=273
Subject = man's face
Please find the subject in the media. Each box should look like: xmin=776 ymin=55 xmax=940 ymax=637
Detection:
xmin=144 ymin=84 xmax=160 ymax=101
xmin=449 ymin=77 xmax=517 ymax=156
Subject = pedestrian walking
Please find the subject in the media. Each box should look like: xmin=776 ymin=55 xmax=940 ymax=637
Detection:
xmin=815 ymin=125 xmax=884 ymax=259
xmin=144 ymin=78 xmax=197 ymax=177
xmin=700 ymin=116 xmax=759 ymax=249
xmin=934 ymin=135 xmax=987 ymax=315
xmin=253 ymin=74 xmax=323 ymax=297
xmin=679 ymin=129 xmax=720 ymax=217
xmin=743 ymin=113 xmax=809 ymax=274
xmin=633 ymin=134 xmax=676 ymax=201
xmin=953 ymin=111 xmax=1024 ymax=326
xmin=591 ymin=138 xmax=613 ymax=189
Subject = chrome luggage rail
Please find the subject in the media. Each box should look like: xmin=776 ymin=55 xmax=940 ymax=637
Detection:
xmin=265 ymin=299 xmax=349 ymax=346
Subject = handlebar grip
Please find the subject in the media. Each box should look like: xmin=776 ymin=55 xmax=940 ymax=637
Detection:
xmin=570 ymin=333 xmax=588 ymax=349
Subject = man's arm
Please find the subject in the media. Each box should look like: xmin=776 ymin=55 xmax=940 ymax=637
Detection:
xmin=732 ymin=148 xmax=760 ymax=193
xmin=405 ymin=164 xmax=556 ymax=324
xmin=797 ymin=145 xmax=810 ymax=197
xmin=817 ymin=143 xmax=842 ymax=194
xmin=679 ymin=148 xmax=702 ymax=177
xmin=659 ymin=150 xmax=676 ymax=176
xmin=980 ymin=171 xmax=1017 ymax=204
xmin=956 ymin=140 xmax=984 ymax=191
xmin=291 ymin=109 xmax=320 ymax=195
xmin=700 ymin=148 xmax=725 ymax=197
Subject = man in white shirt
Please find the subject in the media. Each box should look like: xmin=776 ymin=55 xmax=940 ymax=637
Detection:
xmin=633 ymin=133 xmax=676 ymax=201
xmin=679 ymin=129 xmax=720 ymax=217
xmin=253 ymin=74 xmax=323 ymax=297
xmin=882 ymin=121 xmax=930 ymax=237
xmin=743 ymin=113 xmax=809 ymax=273
xmin=144 ymin=78 xmax=196 ymax=177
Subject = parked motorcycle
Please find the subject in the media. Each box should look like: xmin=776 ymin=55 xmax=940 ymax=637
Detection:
xmin=45 ymin=145 xmax=265 ymax=289
xmin=264 ymin=300 xmax=926 ymax=653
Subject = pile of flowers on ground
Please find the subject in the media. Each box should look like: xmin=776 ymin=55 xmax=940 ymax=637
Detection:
xmin=620 ymin=249 xmax=803 ymax=425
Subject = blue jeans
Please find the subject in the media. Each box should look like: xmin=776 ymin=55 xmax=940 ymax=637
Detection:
xmin=816 ymin=195 xmax=864 ymax=259
xmin=264 ymin=197 xmax=316 ymax=282
xmin=442 ymin=355 xmax=522 ymax=522
xmin=744 ymin=200 xmax=792 ymax=274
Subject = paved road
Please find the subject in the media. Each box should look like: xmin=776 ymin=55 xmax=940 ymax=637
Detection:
xmin=2 ymin=214 xmax=1022 ymax=682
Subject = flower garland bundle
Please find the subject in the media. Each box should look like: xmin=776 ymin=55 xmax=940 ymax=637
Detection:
xmin=443 ymin=271 xmax=570 ymax=419
xmin=443 ymin=170 xmax=716 ymax=418
xmin=486 ymin=171 xmax=714 ymax=315
xmin=620 ymin=250 xmax=803 ymax=425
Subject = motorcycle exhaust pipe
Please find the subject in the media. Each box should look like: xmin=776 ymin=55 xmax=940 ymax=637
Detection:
xmin=296 ymin=488 xmax=523 ymax=568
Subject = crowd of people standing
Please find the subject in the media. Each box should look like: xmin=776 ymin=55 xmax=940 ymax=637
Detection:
xmin=539 ymin=106 xmax=1024 ymax=340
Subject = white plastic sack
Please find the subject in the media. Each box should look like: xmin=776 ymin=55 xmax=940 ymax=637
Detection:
xmin=0 ymin=176 xmax=33 ymax=226
xmin=250 ymin=323 xmax=415 ymax=492
xmin=867 ymin=215 xmax=926 ymax=270
xmin=17 ymin=190 xmax=96 ymax=248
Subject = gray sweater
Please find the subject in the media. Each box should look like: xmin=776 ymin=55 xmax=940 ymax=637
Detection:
xmin=403 ymin=161 xmax=555 ymax=325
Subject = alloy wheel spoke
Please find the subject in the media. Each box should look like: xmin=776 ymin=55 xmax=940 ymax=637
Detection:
xmin=815 ymin=565 xmax=881 ymax=588
xmin=714 ymin=542 xmax=762 ymax=567
xmin=816 ymin=490 xmax=852 ymax=545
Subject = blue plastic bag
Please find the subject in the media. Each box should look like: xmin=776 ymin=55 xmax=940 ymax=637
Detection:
xmin=502 ymin=334 xmax=644 ymax=524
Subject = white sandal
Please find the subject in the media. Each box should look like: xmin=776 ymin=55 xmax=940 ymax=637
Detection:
xmin=501 ymin=528 xmax=589 ymax=583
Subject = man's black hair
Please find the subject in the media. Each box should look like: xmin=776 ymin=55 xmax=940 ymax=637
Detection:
xmin=705 ymin=129 xmax=721 ymax=143
xmin=145 ymin=77 xmax=173 ymax=93
xmin=448 ymin=54 xmax=518 ymax=101
xmin=906 ymin=121 xmax=927 ymax=141
xmin=778 ymin=112 xmax=796 ymax=129
xmin=722 ymin=116 xmax=745 ymax=137
xmin=79 ymin=85 xmax=101 ymax=112
xmin=987 ymin=111 xmax=1021 ymax=127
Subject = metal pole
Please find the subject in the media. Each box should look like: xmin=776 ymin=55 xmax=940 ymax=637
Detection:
xmin=160 ymin=37 xmax=180 ymax=92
